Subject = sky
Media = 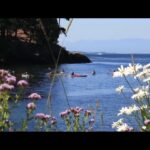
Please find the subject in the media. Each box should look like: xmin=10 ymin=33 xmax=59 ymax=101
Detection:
xmin=58 ymin=19 xmax=150 ymax=53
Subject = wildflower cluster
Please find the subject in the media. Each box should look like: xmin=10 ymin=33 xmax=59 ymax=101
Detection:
xmin=0 ymin=69 xmax=29 ymax=131
xmin=60 ymin=107 xmax=95 ymax=131
xmin=112 ymin=63 xmax=150 ymax=131
xmin=0 ymin=68 xmax=51 ymax=131
xmin=0 ymin=68 xmax=96 ymax=132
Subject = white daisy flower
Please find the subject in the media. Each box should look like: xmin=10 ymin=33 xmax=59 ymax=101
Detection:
xmin=113 ymin=65 xmax=130 ymax=77
xmin=112 ymin=118 xmax=124 ymax=128
xmin=116 ymin=85 xmax=124 ymax=93
xmin=117 ymin=105 xmax=139 ymax=116
xmin=142 ymin=126 xmax=146 ymax=130
xmin=136 ymin=69 xmax=150 ymax=79
xmin=143 ymin=63 xmax=150 ymax=69
xmin=127 ymin=63 xmax=142 ymax=75
xmin=118 ymin=65 xmax=130 ymax=76
xmin=140 ymin=104 xmax=148 ymax=110
xmin=116 ymin=123 xmax=133 ymax=132
xmin=113 ymin=71 xmax=122 ymax=77
xmin=143 ymin=77 xmax=150 ymax=82
xmin=131 ymin=89 xmax=149 ymax=101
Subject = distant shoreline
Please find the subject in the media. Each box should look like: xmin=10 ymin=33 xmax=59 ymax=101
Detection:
xmin=82 ymin=52 xmax=150 ymax=55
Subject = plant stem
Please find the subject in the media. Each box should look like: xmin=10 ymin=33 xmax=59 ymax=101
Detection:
xmin=123 ymin=74 xmax=135 ymax=93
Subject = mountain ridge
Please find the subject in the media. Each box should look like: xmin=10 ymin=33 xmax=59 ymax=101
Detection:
xmin=62 ymin=39 xmax=150 ymax=54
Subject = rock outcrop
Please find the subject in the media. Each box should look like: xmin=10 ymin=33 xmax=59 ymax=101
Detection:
xmin=0 ymin=37 xmax=91 ymax=65
xmin=0 ymin=18 xmax=91 ymax=65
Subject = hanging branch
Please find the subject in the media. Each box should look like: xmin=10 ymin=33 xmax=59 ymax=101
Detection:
xmin=37 ymin=18 xmax=73 ymax=114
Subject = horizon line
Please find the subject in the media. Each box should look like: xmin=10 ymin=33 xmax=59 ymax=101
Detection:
xmin=59 ymin=38 xmax=150 ymax=43
xmin=77 ymin=51 xmax=150 ymax=54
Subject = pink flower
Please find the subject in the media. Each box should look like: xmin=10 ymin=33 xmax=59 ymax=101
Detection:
xmin=45 ymin=114 xmax=51 ymax=119
xmin=35 ymin=113 xmax=45 ymax=119
xmin=84 ymin=110 xmax=92 ymax=117
xmin=35 ymin=113 xmax=50 ymax=121
xmin=27 ymin=102 xmax=36 ymax=110
xmin=70 ymin=108 xmax=78 ymax=114
xmin=28 ymin=93 xmax=41 ymax=100
xmin=60 ymin=110 xmax=69 ymax=118
xmin=144 ymin=119 xmax=150 ymax=125
xmin=17 ymin=80 xmax=28 ymax=87
xmin=70 ymin=108 xmax=75 ymax=112
xmin=0 ymin=83 xmax=14 ymax=92
xmin=5 ymin=75 xmax=16 ymax=85
xmin=70 ymin=107 xmax=83 ymax=114
xmin=0 ymin=69 xmax=9 ymax=78
xmin=75 ymin=107 xmax=83 ymax=113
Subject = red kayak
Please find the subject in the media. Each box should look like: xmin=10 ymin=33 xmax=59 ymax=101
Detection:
xmin=71 ymin=74 xmax=87 ymax=77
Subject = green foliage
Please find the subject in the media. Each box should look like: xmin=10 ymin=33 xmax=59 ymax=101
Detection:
xmin=0 ymin=18 xmax=61 ymax=44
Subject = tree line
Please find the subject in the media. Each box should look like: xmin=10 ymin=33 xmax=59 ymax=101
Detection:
xmin=0 ymin=18 xmax=68 ymax=45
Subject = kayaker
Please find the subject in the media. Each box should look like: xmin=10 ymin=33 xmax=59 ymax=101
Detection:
xmin=112 ymin=70 xmax=116 ymax=76
xmin=60 ymin=69 xmax=65 ymax=74
xmin=71 ymin=72 xmax=74 ymax=76
xmin=92 ymin=70 xmax=96 ymax=75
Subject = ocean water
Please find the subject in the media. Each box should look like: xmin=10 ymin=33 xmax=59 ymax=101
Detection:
xmin=7 ymin=53 xmax=150 ymax=131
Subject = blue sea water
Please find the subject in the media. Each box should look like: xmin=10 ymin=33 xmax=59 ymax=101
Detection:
xmin=8 ymin=53 xmax=150 ymax=131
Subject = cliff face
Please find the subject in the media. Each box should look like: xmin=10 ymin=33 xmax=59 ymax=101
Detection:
xmin=0 ymin=18 xmax=91 ymax=65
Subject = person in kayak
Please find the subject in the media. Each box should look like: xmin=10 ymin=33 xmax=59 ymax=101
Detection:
xmin=60 ymin=69 xmax=65 ymax=74
xmin=71 ymin=72 xmax=74 ymax=76
xmin=92 ymin=70 xmax=96 ymax=75
xmin=71 ymin=72 xmax=87 ymax=77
